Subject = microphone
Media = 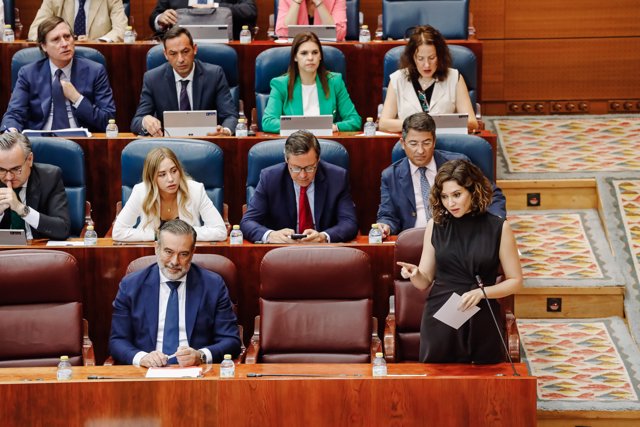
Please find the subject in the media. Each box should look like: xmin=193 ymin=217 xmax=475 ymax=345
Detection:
xmin=474 ymin=275 xmax=519 ymax=377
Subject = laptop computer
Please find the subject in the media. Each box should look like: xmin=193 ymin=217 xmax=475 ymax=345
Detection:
xmin=163 ymin=110 xmax=217 ymax=137
xmin=280 ymin=115 xmax=333 ymax=137
xmin=287 ymin=25 xmax=337 ymax=42
xmin=182 ymin=24 xmax=230 ymax=43
xmin=0 ymin=229 xmax=28 ymax=246
xmin=431 ymin=113 xmax=469 ymax=135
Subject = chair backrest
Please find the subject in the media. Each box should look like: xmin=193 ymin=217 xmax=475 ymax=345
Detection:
xmin=121 ymin=139 xmax=224 ymax=213
xmin=246 ymin=138 xmax=349 ymax=203
xmin=254 ymin=46 xmax=346 ymax=131
xmin=273 ymin=0 xmax=361 ymax=40
xmin=30 ymin=137 xmax=86 ymax=237
xmin=146 ymin=44 xmax=240 ymax=110
xmin=258 ymin=246 xmax=374 ymax=363
xmin=382 ymin=0 xmax=469 ymax=40
xmin=4 ymin=0 xmax=14 ymax=28
xmin=382 ymin=44 xmax=477 ymax=109
xmin=0 ymin=250 xmax=83 ymax=367
xmin=126 ymin=254 xmax=238 ymax=307
xmin=11 ymin=47 xmax=107 ymax=90
xmin=123 ymin=0 xmax=130 ymax=17
xmin=392 ymin=227 xmax=428 ymax=362
xmin=391 ymin=133 xmax=494 ymax=181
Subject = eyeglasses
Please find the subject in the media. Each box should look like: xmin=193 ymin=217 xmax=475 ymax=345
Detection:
xmin=288 ymin=164 xmax=318 ymax=174
xmin=0 ymin=156 xmax=29 ymax=178
xmin=405 ymin=141 xmax=434 ymax=149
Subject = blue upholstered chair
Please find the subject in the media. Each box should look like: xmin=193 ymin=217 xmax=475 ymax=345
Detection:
xmin=391 ymin=133 xmax=494 ymax=181
xmin=3 ymin=0 xmax=15 ymax=28
xmin=273 ymin=0 xmax=362 ymax=41
xmin=145 ymin=44 xmax=240 ymax=110
xmin=382 ymin=0 xmax=469 ymax=40
xmin=382 ymin=44 xmax=478 ymax=111
xmin=11 ymin=47 xmax=107 ymax=90
xmin=254 ymin=46 xmax=346 ymax=131
xmin=123 ymin=0 xmax=130 ymax=17
xmin=121 ymin=139 xmax=225 ymax=214
xmin=246 ymin=139 xmax=349 ymax=204
xmin=30 ymin=137 xmax=88 ymax=237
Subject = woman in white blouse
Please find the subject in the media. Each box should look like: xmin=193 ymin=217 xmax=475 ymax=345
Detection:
xmin=112 ymin=147 xmax=227 ymax=242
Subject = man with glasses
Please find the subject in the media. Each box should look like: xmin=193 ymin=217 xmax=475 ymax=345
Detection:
xmin=0 ymin=16 xmax=116 ymax=133
xmin=376 ymin=112 xmax=506 ymax=237
xmin=0 ymin=133 xmax=71 ymax=240
xmin=240 ymin=130 xmax=358 ymax=243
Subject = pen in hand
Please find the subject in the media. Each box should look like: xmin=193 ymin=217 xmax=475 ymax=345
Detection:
xmin=165 ymin=352 xmax=177 ymax=359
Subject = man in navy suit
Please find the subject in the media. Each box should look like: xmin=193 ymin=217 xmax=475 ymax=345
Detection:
xmin=376 ymin=112 xmax=506 ymax=237
xmin=109 ymin=219 xmax=241 ymax=367
xmin=240 ymin=130 xmax=358 ymax=243
xmin=0 ymin=16 xmax=116 ymax=133
xmin=130 ymin=26 xmax=238 ymax=136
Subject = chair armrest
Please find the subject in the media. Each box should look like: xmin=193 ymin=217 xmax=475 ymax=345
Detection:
xmin=249 ymin=107 xmax=259 ymax=134
xmin=82 ymin=318 xmax=96 ymax=366
xmin=103 ymin=356 xmax=115 ymax=366
xmin=244 ymin=316 xmax=261 ymax=364
xmin=235 ymin=324 xmax=246 ymax=364
xmin=369 ymin=317 xmax=382 ymax=361
xmin=104 ymin=201 xmax=122 ymax=238
xmin=223 ymin=203 xmax=231 ymax=235
xmin=383 ymin=296 xmax=397 ymax=363
xmin=505 ymin=310 xmax=520 ymax=363
xmin=80 ymin=201 xmax=93 ymax=237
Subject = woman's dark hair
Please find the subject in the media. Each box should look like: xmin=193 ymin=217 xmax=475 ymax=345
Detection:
xmin=287 ymin=32 xmax=330 ymax=101
xmin=400 ymin=25 xmax=451 ymax=82
xmin=430 ymin=159 xmax=492 ymax=224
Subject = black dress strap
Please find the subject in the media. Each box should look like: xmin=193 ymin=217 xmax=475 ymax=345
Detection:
xmin=410 ymin=76 xmax=435 ymax=113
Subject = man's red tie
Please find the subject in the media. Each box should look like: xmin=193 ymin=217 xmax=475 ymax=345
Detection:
xmin=298 ymin=185 xmax=314 ymax=233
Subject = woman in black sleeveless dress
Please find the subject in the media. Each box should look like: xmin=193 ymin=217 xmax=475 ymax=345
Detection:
xmin=398 ymin=159 xmax=523 ymax=363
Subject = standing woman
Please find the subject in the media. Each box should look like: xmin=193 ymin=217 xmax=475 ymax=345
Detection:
xmin=112 ymin=147 xmax=227 ymax=242
xmin=276 ymin=0 xmax=347 ymax=42
xmin=398 ymin=159 xmax=522 ymax=363
xmin=262 ymin=31 xmax=361 ymax=133
xmin=379 ymin=25 xmax=478 ymax=133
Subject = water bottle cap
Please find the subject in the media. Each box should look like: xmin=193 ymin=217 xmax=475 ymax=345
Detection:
xmin=60 ymin=355 xmax=69 ymax=361
xmin=238 ymin=118 xmax=245 ymax=123
xmin=371 ymin=223 xmax=378 ymax=228
xmin=362 ymin=25 xmax=368 ymax=29
xmin=242 ymin=25 xmax=249 ymax=30
xmin=126 ymin=26 xmax=132 ymax=30
xmin=366 ymin=117 xmax=373 ymax=122
xmin=223 ymin=354 xmax=232 ymax=359
xmin=233 ymin=225 xmax=240 ymax=229
xmin=87 ymin=225 xmax=94 ymax=231
xmin=375 ymin=352 xmax=383 ymax=358
xmin=4 ymin=24 xmax=11 ymax=29
xmin=108 ymin=119 xmax=115 ymax=123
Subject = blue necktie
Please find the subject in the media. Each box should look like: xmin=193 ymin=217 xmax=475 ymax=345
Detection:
xmin=179 ymin=80 xmax=191 ymax=111
xmin=197 ymin=0 xmax=207 ymax=4
xmin=162 ymin=280 xmax=180 ymax=364
xmin=74 ymin=0 xmax=87 ymax=36
xmin=52 ymin=69 xmax=70 ymax=130
xmin=418 ymin=167 xmax=432 ymax=220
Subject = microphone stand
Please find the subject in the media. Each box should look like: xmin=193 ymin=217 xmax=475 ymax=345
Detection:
xmin=475 ymin=275 xmax=519 ymax=376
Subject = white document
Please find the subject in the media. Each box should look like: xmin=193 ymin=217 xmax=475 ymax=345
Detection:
xmin=145 ymin=367 xmax=202 ymax=378
xmin=355 ymin=131 xmax=398 ymax=136
xmin=23 ymin=128 xmax=92 ymax=137
xmin=46 ymin=241 xmax=86 ymax=247
xmin=433 ymin=292 xmax=480 ymax=329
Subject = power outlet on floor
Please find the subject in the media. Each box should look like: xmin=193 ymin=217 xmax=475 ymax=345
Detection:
xmin=527 ymin=193 xmax=541 ymax=207
xmin=547 ymin=298 xmax=562 ymax=313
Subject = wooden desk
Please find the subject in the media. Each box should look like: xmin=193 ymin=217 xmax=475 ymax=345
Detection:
xmin=54 ymin=132 xmax=497 ymax=236
xmin=0 ymin=363 xmax=536 ymax=426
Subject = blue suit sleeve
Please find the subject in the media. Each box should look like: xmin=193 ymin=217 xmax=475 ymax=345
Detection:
xmin=376 ymin=168 xmax=401 ymax=235
xmin=240 ymin=169 xmax=272 ymax=242
xmin=488 ymin=182 xmax=507 ymax=218
xmin=205 ymin=282 xmax=242 ymax=361
xmin=322 ymin=169 xmax=358 ymax=242
xmin=109 ymin=280 xmax=142 ymax=365
xmin=212 ymin=70 xmax=238 ymax=132
xmin=74 ymin=64 xmax=116 ymax=131
xmin=130 ymin=72 xmax=158 ymax=135
xmin=0 ymin=68 xmax=32 ymax=131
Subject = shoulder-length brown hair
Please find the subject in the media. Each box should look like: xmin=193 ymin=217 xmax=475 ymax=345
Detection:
xmin=141 ymin=147 xmax=192 ymax=228
xmin=399 ymin=25 xmax=451 ymax=82
xmin=287 ymin=32 xmax=330 ymax=101
xmin=430 ymin=159 xmax=492 ymax=224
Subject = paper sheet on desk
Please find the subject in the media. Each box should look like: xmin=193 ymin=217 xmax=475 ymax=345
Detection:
xmin=146 ymin=367 xmax=202 ymax=378
xmin=23 ymin=128 xmax=91 ymax=137
xmin=355 ymin=131 xmax=398 ymax=136
xmin=433 ymin=292 xmax=480 ymax=329
xmin=46 ymin=241 xmax=86 ymax=247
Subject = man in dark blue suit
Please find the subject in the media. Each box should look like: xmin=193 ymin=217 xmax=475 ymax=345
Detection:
xmin=0 ymin=16 xmax=116 ymax=133
xmin=240 ymin=130 xmax=358 ymax=243
xmin=109 ymin=219 xmax=241 ymax=367
xmin=377 ymin=112 xmax=506 ymax=237
xmin=130 ymin=26 xmax=238 ymax=136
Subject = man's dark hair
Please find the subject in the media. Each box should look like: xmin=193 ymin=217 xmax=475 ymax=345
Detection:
xmin=284 ymin=130 xmax=321 ymax=160
xmin=37 ymin=16 xmax=73 ymax=55
xmin=162 ymin=26 xmax=194 ymax=47
xmin=402 ymin=112 xmax=437 ymax=140
xmin=158 ymin=219 xmax=197 ymax=249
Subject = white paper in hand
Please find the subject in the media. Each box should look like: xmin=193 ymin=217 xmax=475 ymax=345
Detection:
xmin=433 ymin=292 xmax=480 ymax=329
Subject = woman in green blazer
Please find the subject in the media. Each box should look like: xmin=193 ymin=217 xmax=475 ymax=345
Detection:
xmin=262 ymin=32 xmax=362 ymax=133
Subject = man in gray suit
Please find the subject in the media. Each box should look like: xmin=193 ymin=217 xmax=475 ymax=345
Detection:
xmin=130 ymin=26 xmax=238 ymax=136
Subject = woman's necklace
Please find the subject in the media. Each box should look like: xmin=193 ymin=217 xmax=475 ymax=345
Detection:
xmin=419 ymin=77 xmax=434 ymax=91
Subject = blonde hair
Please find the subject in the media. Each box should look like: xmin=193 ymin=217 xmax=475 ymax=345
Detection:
xmin=141 ymin=147 xmax=192 ymax=229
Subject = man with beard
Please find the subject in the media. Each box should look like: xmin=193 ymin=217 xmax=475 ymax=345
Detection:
xmin=109 ymin=219 xmax=241 ymax=367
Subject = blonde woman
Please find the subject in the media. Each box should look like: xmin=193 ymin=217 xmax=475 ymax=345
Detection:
xmin=112 ymin=147 xmax=227 ymax=242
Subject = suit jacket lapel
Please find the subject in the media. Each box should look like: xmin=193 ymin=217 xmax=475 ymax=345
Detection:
xmin=39 ymin=61 xmax=53 ymax=121
xmin=283 ymin=172 xmax=297 ymax=228
xmin=191 ymin=61 xmax=203 ymax=109
xmin=287 ymin=76 xmax=304 ymax=115
xmin=185 ymin=268 xmax=202 ymax=342
xmin=164 ymin=65 xmax=179 ymax=111
xmin=398 ymin=158 xmax=416 ymax=211
xmin=26 ymin=165 xmax=42 ymax=210
xmin=86 ymin=0 xmax=101 ymax=30
xmin=316 ymin=75 xmax=333 ymax=116
xmin=143 ymin=266 xmax=161 ymax=347
xmin=313 ymin=162 xmax=328 ymax=228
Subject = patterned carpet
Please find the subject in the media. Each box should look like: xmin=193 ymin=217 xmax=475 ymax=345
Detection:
xmin=518 ymin=317 xmax=640 ymax=411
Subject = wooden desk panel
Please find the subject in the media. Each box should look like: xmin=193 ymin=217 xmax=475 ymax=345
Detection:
xmin=0 ymin=364 xmax=537 ymax=427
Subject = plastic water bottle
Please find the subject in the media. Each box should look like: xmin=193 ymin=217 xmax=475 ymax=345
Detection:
xmin=235 ymin=118 xmax=248 ymax=137
xmin=219 ymin=354 xmax=235 ymax=378
xmin=359 ymin=25 xmax=371 ymax=43
xmin=57 ymin=355 xmax=73 ymax=380
xmin=239 ymin=25 xmax=251 ymax=44
xmin=368 ymin=223 xmax=382 ymax=244
xmin=3 ymin=25 xmax=14 ymax=43
xmin=372 ymin=352 xmax=387 ymax=377
xmin=106 ymin=119 xmax=119 ymax=138
xmin=84 ymin=225 xmax=98 ymax=246
xmin=124 ymin=26 xmax=136 ymax=44
xmin=229 ymin=225 xmax=243 ymax=245
xmin=364 ymin=117 xmax=376 ymax=136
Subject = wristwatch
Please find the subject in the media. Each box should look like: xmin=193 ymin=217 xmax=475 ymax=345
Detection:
xmin=197 ymin=350 xmax=207 ymax=365
xmin=19 ymin=204 xmax=30 ymax=218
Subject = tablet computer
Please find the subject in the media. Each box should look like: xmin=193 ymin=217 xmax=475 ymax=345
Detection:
xmin=182 ymin=24 xmax=230 ymax=43
xmin=431 ymin=113 xmax=469 ymax=135
xmin=280 ymin=115 xmax=333 ymax=137
xmin=287 ymin=25 xmax=337 ymax=42
xmin=163 ymin=110 xmax=218 ymax=137
xmin=0 ymin=229 xmax=28 ymax=246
